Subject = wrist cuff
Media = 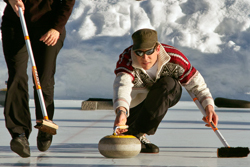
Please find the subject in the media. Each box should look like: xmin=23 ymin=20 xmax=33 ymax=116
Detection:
xmin=116 ymin=110 xmax=128 ymax=117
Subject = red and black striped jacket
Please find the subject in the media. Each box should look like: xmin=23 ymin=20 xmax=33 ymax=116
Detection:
xmin=113 ymin=43 xmax=214 ymax=115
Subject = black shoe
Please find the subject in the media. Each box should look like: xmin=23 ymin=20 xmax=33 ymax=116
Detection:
xmin=37 ymin=130 xmax=53 ymax=152
xmin=137 ymin=134 xmax=159 ymax=153
xmin=10 ymin=133 xmax=30 ymax=158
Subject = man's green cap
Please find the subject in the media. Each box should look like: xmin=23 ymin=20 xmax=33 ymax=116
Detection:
xmin=132 ymin=29 xmax=158 ymax=51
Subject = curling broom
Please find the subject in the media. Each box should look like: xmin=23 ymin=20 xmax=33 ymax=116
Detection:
xmin=18 ymin=7 xmax=58 ymax=135
xmin=188 ymin=91 xmax=249 ymax=158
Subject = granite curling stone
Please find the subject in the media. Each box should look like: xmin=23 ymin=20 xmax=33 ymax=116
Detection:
xmin=98 ymin=134 xmax=141 ymax=158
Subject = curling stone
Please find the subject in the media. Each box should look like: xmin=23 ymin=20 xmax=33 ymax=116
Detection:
xmin=98 ymin=125 xmax=141 ymax=158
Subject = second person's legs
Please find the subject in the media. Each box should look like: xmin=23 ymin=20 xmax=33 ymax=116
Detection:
xmin=29 ymin=28 xmax=66 ymax=152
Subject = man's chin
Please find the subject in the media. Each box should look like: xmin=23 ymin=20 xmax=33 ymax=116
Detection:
xmin=142 ymin=66 xmax=152 ymax=70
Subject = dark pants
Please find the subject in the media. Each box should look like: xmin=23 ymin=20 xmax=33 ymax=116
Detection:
xmin=1 ymin=25 xmax=65 ymax=139
xmin=127 ymin=76 xmax=182 ymax=135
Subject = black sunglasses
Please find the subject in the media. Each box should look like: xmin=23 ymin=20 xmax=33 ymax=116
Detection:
xmin=134 ymin=45 xmax=156 ymax=57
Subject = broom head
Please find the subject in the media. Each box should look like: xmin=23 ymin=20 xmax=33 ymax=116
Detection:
xmin=217 ymin=147 xmax=249 ymax=158
xmin=34 ymin=119 xmax=59 ymax=135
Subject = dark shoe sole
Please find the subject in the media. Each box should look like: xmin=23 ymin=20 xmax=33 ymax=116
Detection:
xmin=37 ymin=140 xmax=52 ymax=152
xmin=37 ymin=131 xmax=53 ymax=152
xmin=10 ymin=139 xmax=30 ymax=158
xmin=141 ymin=143 xmax=159 ymax=153
xmin=141 ymin=149 xmax=159 ymax=153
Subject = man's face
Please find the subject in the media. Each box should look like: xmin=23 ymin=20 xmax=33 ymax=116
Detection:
xmin=134 ymin=45 xmax=160 ymax=70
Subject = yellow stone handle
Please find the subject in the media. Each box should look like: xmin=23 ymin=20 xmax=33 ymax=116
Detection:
xmin=113 ymin=125 xmax=129 ymax=136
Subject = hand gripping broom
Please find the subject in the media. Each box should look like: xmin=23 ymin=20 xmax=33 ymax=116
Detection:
xmin=188 ymin=91 xmax=249 ymax=158
xmin=18 ymin=7 xmax=58 ymax=135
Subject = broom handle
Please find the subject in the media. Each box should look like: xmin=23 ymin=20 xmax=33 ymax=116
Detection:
xmin=188 ymin=91 xmax=230 ymax=148
xmin=18 ymin=7 xmax=49 ymax=120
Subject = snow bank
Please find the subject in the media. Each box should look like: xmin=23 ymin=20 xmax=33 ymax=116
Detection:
xmin=0 ymin=0 xmax=250 ymax=101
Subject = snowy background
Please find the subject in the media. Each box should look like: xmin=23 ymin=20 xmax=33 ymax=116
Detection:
xmin=0 ymin=0 xmax=250 ymax=101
